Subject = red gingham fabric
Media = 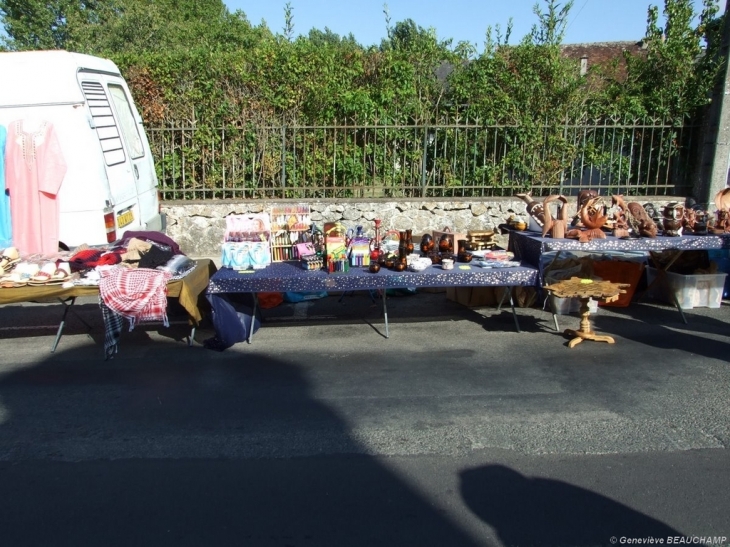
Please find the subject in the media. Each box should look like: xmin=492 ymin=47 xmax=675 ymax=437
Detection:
xmin=99 ymin=268 xmax=173 ymax=329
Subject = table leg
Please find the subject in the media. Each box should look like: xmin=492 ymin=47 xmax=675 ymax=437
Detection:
xmin=52 ymin=297 xmax=93 ymax=353
xmin=508 ymin=292 xmax=521 ymax=333
xmin=639 ymin=250 xmax=688 ymax=324
xmin=564 ymin=297 xmax=615 ymax=348
xmin=495 ymin=287 xmax=522 ymax=333
xmin=382 ymin=289 xmax=389 ymax=338
xmin=248 ymin=293 xmax=259 ymax=344
xmin=51 ymin=297 xmax=74 ymax=353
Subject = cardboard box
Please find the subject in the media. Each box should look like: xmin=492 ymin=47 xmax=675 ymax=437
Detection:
xmin=446 ymin=286 xmax=498 ymax=307
xmin=592 ymin=260 xmax=645 ymax=307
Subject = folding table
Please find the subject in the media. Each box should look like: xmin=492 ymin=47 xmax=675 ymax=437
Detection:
xmin=0 ymin=259 xmax=215 ymax=352
xmin=206 ymin=260 xmax=540 ymax=345
xmin=509 ymin=230 xmax=730 ymax=323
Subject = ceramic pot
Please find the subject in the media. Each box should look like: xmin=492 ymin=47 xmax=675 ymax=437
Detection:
xmin=369 ymin=262 xmax=381 ymax=273
xmin=420 ymin=234 xmax=434 ymax=254
xmin=438 ymin=233 xmax=452 ymax=253
xmin=405 ymin=230 xmax=414 ymax=255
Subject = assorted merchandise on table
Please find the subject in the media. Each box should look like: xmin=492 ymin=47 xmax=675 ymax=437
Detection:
xmin=0 ymin=231 xmax=197 ymax=358
xmin=219 ymin=207 xmax=514 ymax=276
xmin=514 ymin=188 xmax=730 ymax=242
xmin=510 ymin=187 xmax=730 ymax=312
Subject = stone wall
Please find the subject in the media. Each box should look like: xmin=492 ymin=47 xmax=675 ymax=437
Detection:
xmin=162 ymin=197 xmax=678 ymax=258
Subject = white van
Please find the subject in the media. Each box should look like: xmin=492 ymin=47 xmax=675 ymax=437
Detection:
xmin=0 ymin=50 xmax=164 ymax=249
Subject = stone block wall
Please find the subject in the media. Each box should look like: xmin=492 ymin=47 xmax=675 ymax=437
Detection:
xmin=162 ymin=197 xmax=677 ymax=258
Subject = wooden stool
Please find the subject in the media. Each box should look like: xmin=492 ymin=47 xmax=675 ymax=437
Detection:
xmin=544 ymin=277 xmax=628 ymax=348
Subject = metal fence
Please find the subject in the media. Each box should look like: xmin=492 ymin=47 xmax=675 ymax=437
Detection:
xmin=147 ymin=119 xmax=699 ymax=201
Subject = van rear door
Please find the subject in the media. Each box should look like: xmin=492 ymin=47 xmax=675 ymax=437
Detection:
xmin=78 ymin=73 xmax=160 ymax=235
xmin=106 ymin=79 xmax=160 ymax=229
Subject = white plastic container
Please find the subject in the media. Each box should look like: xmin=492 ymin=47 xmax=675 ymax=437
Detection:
xmin=547 ymin=294 xmax=598 ymax=315
xmin=646 ymin=267 xmax=727 ymax=309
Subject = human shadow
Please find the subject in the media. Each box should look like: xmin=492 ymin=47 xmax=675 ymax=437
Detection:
xmin=460 ymin=465 xmax=685 ymax=547
xmin=0 ymin=343 xmax=481 ymax=547
xmin=588 ymin=301 xmax=730 ymax=361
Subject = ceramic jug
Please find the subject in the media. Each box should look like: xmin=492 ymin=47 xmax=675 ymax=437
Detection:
xmin=420 ymin=233 xmax=434 ymax=254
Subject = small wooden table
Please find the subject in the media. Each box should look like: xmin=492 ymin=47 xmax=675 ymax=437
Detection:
xmin=544 ymin=277 xmax=628 ymax=348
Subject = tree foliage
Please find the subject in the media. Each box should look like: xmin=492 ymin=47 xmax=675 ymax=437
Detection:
xmin=0 ymin=0 xmax=724 ymax=195
xmin=1 ymin=0 xmax=722 ymax=126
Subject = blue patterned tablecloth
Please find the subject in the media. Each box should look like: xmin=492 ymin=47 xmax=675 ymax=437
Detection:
xmin=207 ymin=260 xmax=539 ymax=294
xmin=509 ymin=230 xmax=730 ymax=271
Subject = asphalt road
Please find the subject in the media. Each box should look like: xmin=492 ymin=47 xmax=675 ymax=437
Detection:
xmin=0 ymin=291 xmax=728 ymax=546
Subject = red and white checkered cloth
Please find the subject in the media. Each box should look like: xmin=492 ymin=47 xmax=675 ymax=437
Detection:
xmin=99 ymin=268 xmax=173 ymax=329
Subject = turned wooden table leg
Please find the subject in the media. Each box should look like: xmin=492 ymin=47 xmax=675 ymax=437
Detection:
xmin=564 ymin=297 xmax=615 ymax=348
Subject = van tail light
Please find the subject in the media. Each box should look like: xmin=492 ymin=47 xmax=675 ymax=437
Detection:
xmin=104 ymin=204 xmax=117 ymax=243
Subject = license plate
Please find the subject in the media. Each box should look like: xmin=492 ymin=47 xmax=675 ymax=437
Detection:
xmin=117 ymin=209 xmax=134 ymax=228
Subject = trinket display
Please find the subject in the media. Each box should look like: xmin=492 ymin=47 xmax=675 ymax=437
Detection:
xmin=438 ymin=232 xmax=452 ymax=252
xmin=324 ymin=221 xmax=349 ymax=273
xmin=370 ymin=219 xmax=383 ymax=262
xmin=300 ymin=254 xmax=324 ymax=271
xmin=712 ymin=188 xmax=730 ymax=233
xmin=467 ymin=230 xmax=496 ymax=250
xmin=662 ymin=202 xmax=685 ymax=237
xmin=348 ymin=226 xmax=371 ymax=267
xmin=270 ymin=205 xmax=311 ymax=262
xmin=610 ymin=195 xmax=658 ymax=238
xmin=542 ymin=195 xmax=569 ymax=239
xmin=433 ymin=227 xmax=466 ymax=255
xmin=420 ymin=233 xmax=434 ymax=254
xmin=221 ymin=213 xmax=272 ymax=270
xmin=565 ymin=196 xmax=608 ymax=242
xmin=682 ymin=206 xmax=708 ymax=235
xmin=516 ymin=192 xmax=545 ymax=227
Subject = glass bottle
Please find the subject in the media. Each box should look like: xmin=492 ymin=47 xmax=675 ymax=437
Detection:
xmin=370 ymin=219 xmax=382 ymax=262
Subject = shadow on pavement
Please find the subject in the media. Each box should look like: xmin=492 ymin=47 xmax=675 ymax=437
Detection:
xmin=460 ymin=464 xmax=683 ymax=547
xmin=589 ymin=301 xmax=730 ymax=361
xmin=0 ymin=346 xmax=482 ymax=547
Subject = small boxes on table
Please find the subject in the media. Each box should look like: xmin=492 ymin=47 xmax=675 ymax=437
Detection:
xmin=270 ymin=205 xmax=311 ymax=262
xmin=221 ymin=213 xmax=272 ymax=270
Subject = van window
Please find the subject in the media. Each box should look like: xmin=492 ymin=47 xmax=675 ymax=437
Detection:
xmin=108 ymin=84 xmax=145 ymax=159
xmin=81 ymin=80 xmax=126 ymax=166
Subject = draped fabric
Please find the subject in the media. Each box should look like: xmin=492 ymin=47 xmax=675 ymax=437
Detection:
xmin=0 ymin=125 xmax=11 ymax=248
xmin=5 ymin=120 xmax=67 ymax=255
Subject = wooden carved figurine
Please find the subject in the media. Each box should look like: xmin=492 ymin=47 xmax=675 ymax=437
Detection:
xmin=662 ymin=202 xmax=685 ymax=237
xmin=542 ymin=195 xmax=569 ymax=239
xmin=566 ymin=196 xmax=608 ymax=243
xmin=682 ymin=207 xmax=708 ymax=235
xmin=712 ymin=188 xmax=730 ymax=233
xmin=715 ymin=187 xmax=730 ymax=212
xmin=515 ymin=192 xmax=545 ymax=228
xmin=713 ymin=209 xmax=730 ymax=234
xmin=611 ymin=195 xmax=658 ymax=238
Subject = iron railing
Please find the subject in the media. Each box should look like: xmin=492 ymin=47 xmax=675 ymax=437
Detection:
xmin=147 ymin=119 xmax=699 ymax=201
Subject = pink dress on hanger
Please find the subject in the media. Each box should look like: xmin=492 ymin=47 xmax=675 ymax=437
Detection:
xmin=5 ymin=120 xmax=67 ymax=256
